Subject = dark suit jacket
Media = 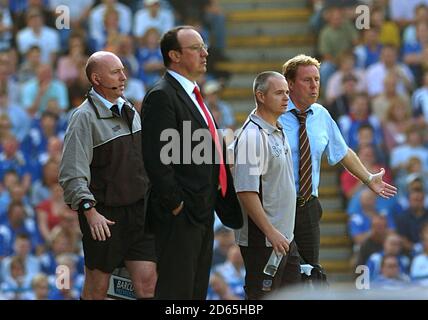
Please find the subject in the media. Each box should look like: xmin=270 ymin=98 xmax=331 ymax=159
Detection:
xmin=141 ymin=72 xmax=242 ymax=228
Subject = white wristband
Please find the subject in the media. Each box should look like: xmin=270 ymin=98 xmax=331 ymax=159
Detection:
xmin=364 ymin=174 xmax=374 ymax=185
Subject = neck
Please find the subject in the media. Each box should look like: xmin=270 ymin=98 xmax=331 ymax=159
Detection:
xmin=290 ymin=95 xmax=310 ymax=112
xmin=255 ymin=108 xmax=278 ymax=127
xmin=169 ymin=66 xmax=198 ymax=82
xmin=93 ymin=87 xmax=117 ymax=103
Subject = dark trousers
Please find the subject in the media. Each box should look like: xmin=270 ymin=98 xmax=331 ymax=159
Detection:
xmin=152 ymin=209 xmax=213 ymax=300
xmin=294 ymin=198 xmax=322 ymax=265
xmin=239 ymin=241 xmax=301 ymax=300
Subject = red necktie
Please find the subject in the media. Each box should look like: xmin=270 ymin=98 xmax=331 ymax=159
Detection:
xmin=193 ymin=86 xmax=227 ymax=197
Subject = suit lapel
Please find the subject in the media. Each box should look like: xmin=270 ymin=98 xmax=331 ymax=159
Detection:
xmin=165 ymin=73 xmax=208 ymax=129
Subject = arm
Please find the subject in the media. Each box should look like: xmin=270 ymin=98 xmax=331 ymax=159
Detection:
xmin=237 ymin=192 xmax=289 ymax=255
xmin=59 ymin=110 xmax=114 ymax=241
xmin=340 ymin=148 xmax=397 ymax=198
xmin=141 ymin=89 xmax=183 ymax=212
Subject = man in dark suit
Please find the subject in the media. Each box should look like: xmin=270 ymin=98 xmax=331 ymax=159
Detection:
xmin=141 ymin=26 xmax=242 ymax=299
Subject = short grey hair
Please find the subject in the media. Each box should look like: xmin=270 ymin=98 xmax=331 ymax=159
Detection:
xmin=253 ymin=71 xmax=285 ymax=95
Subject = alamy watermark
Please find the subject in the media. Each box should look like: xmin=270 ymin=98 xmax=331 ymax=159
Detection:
xmin=355 ymin=5 xmax=370 ymax=30
xmin=55 ymin=5 xmax=70 ymax=30
xmin=355 ymin=265 xmax=370 ymax=289
xmin=159 ymin=122 xmax=271 ymax=176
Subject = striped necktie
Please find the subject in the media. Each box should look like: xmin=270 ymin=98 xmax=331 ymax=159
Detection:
xmin=292 ymin=109 xmax=312 ymax=202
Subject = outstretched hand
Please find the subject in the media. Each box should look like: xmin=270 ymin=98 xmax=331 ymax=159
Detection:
xmin=367 ymin=168 xmax=397 ymax=199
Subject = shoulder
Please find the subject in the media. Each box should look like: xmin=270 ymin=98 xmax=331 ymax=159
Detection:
xmin=311 ymin=103 xmax=333 ymax=119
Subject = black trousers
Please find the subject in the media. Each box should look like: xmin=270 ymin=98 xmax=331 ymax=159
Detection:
xmin=293 ymin=198 xmax=323 ymax=265
xmin=239 ymin=241 xmax=301 ymax=300
xmin=151 ymin=209 xmax=214 ymax=300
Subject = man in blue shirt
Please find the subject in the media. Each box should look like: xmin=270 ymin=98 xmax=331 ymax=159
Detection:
xmin=279 ymin=54 xmax=397 ymax=265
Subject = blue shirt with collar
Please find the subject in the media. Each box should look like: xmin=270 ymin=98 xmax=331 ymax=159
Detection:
xmin=91 ymin=88 xmax=126 ymax=114
xmin=279 ymin=99 xmax=348 ymax=197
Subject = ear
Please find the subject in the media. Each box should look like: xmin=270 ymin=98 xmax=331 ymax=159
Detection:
xmin=288 ymin=80 xmax=295 ymax=90
xmin=91 ymin=73 xmax=100 ymax=86
xmin=255 ymin=90 xmax=264 ymax=105
xmin=168 ymin=50 xmax=180 ymax=64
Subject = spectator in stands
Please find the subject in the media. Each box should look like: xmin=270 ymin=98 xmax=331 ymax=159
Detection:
xmin=325 ymin=52 xmax=366 ymax=105
xmin=412 ymin=70 xmax=428 ymax=123
xmin=133 ymin=0 xmax=174 ymax=42
xmin=0 ymin=0 xmax=13 ymax=50
xmin=212 ymin=226 xmax=235 ymax=266
xmin=136 ymin=27 xmax=164 ymax=89
xmin=366 ymin=45 xmax=414 ymax=98
xmin=403 ymin=21 xmax=428 ymax=86
xmin=16 ymin=45 xmax=41 ymax=84
xmin=23 ymin=273 xmax=51 ymax=300
xmin=0 ymin=201 xmax=43 ymax=257
xmin=30 ymin=159 xmax=59 ymax=207
xmin=212 ymin=244 xmax=245 ymax=299
xmin=348 ymin=188 xmax=395 ymax=246
xmin=47 ymin=253 xmax=84 ymax=300
xmin=0 ymin=136 xmax=32 ymax=192
xmin=0 ymin=234 xmax=41 ymax=283
xmin=395 ymin=187 xmax=428 ymax=253
xmin=21 ymin=111 xmax=62 ymax=163
xmin=279 ymin=54 xmax=396 ymax=267
xmin=35 ymin=183 xmax=68 ymax=243
xmin=0 ymin=53 xmax=20 ymax=106
xmin=317 ymin=6 xmax=358 ymax=87
xmin=13 ymin=0 xmax=56 ymax=31
xmin=338 ymin=93 xmax=383 ymax=151
xmin=371 ymin=254 xmax=411 ymax=289
xmin=410 ymin=224 xmax=428 ymax=285
xmin=57 ymin=32 xmax=89 ymax=86
xmin=327 ymin=73 xmax=359 ymax=122
xmin=370 ymin=6 xmax=400 ymax=48
xmin=202 ymin=79 xmax=235 ymax=130
xmin=355 ymin=214 xmax=389 ymax=269
xmin=390 ymin=126 xmax=428 ymax=175
xmin=382 ymin=97 xmax=413 ymax=153
xmin=403 ymin=4 xmax=428 ymax=46
xmin=16 ymin=7 xmax=60 ymax=64
xmin=116 ymin=35 xmax=139 ymax=78
xmin=388 ymin=0 xmax=425 ymax=29
xmin=88 ymin=0 xmax=132 ymax=51
xmin=372 ymin=72 xmax=412 ymax=123
xmin=39 ymin=228 xmax=80 ymax=276
xmin=366 ymin=233 xmax=410 ymax=280
xmin=25 ymin=273 xmax=50 ymax=300
xmin=0 ymin=86 xmax=30 ymax=143
xmin=0 ymin=256 xmax=33 ymax=299
xmin=21 ymin=64 xmax=69 ymax=117
xmin=206 ymin=272 xmax=240 ymax=300
xmin=354 ymin=28 xmax=383 ymax=69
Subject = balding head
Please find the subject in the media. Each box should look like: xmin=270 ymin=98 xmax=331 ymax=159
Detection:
xmin=85 ymin=51 xmax=120 ymax=84
xmin=85 ymin=51 xmax=126 ymax=102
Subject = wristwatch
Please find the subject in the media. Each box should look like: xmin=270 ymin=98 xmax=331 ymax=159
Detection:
xmin=80 ymin=200 xmax=95 ymax=212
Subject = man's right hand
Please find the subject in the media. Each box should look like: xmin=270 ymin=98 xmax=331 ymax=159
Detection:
xmin=267 ymin=229 xmax=290 ymax=256
xmin=84 ymin=208 xmax=115 ymax=241
xmin=172 ymin=201 xmax=184 ymax=216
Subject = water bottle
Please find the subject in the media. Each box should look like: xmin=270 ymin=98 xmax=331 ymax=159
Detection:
xmin=263 ymin=250 xmax=284 ymax=277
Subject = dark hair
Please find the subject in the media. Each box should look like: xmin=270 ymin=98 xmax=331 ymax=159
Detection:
xmin=160 ymin=25 xmax=194 ymax=67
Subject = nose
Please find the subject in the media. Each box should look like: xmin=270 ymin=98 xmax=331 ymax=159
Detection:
xmin=201 ymin=47 xmax=209 ymax=57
